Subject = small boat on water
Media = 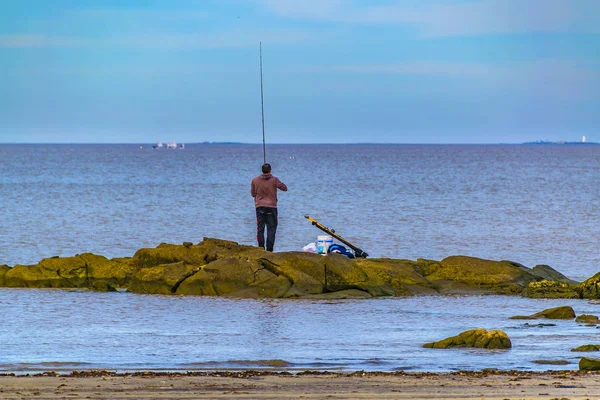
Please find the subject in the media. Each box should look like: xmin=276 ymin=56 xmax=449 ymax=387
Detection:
xmin=152 ymin=141 xmax=184 ymax=149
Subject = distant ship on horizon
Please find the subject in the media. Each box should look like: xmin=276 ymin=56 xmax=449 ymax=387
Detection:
xmin=152 ymin=141 xmax=184 ymax=149
xmin=524 ymin=136 xmax=598 ymax=145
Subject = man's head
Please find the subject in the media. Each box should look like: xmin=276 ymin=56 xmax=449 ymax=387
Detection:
xmin=262 ymin=163 xmax=271 ymax=174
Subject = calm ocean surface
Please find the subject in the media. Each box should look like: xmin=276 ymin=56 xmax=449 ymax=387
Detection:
xmin=0 ymin=143 xmax=599 ymax=372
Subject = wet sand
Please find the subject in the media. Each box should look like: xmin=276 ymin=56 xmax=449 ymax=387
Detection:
xmin=0 ymin=370 xmax=599 ymax=399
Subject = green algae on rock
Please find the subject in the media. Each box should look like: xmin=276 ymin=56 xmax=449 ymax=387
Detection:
xmin=576 ymin=272 xmax=600 ymax=299
xmin=523 ymin=280 xmax=580 ymax=299
xmin=579 ymin=357 xmax=600 ymax=371
xmin=571 ymin=345 xmax=600 ymax=352
xmin=3 ymin=253 xmax=135 ymax=291
xmin=423 ymin=328 xmax=511 ymax=350
xmin=417 ymin=256 xmax=538 ymax=295
xmin=0 ymin=264 xmax=9 ymax=286
xmin=575 ymin=314 xmax=600 ymax=324
xmin=0 ymin=238 xmax=593 ymax=299
xmin=510 ymin=306 xmax=576 ymax=320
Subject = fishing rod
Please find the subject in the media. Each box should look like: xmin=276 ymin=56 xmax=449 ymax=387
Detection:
xmin=304 ymin=215 xmax=369 ymax=258
xmin=260 ymin=41 xmax=266 ymax=163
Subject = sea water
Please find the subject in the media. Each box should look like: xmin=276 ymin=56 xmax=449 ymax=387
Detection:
xmin=0 ymin=143 xmax=599 ymax=372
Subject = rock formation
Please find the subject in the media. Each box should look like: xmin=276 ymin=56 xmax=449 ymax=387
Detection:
xmin=571 ymin=345 xmax=600 ymax=352
xmin=577 ymin=272 xmax=600 ymax=299
xmin=423 ymin=329 xmax=511 ymax=350
xmin=510 ymin=306 xmax=576 ymax=320
xmin=0 ymin=238 xmax=596 ymax=299
xmin=579 ymin=357 xmax=600 ymax=371
xmin=575 ymin=314 xmax=600 ymax=325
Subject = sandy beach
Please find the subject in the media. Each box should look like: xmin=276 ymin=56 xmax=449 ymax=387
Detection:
xmin=0 ymin=370 xmax=599 ymax=399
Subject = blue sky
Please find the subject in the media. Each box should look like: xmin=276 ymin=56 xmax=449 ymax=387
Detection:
xmin=1 ymin=0 xmax=599 ymax=143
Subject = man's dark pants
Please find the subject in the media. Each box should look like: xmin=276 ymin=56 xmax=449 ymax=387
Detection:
xmin=256 ymin=206 xmax=278 ymax=251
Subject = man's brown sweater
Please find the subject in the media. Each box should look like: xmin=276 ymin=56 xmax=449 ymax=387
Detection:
xmin=251 ymin=173 xmax=288 ymax=208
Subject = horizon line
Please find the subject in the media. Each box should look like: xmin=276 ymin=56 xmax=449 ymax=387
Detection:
xmin=0 ymin=141 xmax=559 ymax=145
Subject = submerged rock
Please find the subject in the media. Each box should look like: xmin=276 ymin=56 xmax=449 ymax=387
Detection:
xmin=575 ymin=314 xmax=600 ymax=324
xmin=510 ymin=306 xmax=576 ymax=320
xmin=571 ymin=344 xmax=600 ymax=352
xmin=522 ymin=323 xmax=557 ymax=328
xmin=531 ymin=359 xmax=570 ymax=365
xmin=579 ymin=357 xmax=600 ymax=371
xmin=423 ymin=328 xmax=511 ymax=350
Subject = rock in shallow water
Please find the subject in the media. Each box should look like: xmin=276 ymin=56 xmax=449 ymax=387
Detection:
xmin=571 ymin=345 xmax=600 ymax=352
xmin=531 ymin=359 xmax=570 ymax=365
xmin=575 ymin=314 xmax=600 ymax=324
xmin=0 ymin=265 xmax=9 ymax=286
xmin=510 ymin=306 xmax=576 ymax=320
xmin=0 ymin=238 xmax=595 ymax=299
xmin=423 ymin=328 xmax=511 ymax=350
xmin=579 ymin=357 xmax=600 ymax=371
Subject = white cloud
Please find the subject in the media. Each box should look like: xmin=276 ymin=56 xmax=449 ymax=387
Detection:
xmin=259 ymin=0 xmax=600 ymax=37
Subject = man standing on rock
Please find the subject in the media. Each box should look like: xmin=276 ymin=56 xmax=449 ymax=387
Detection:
xmin=251 ymin=163 xmax=287 ymax=252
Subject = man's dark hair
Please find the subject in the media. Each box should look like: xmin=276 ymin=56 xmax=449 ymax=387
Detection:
xmin=262 ymin=163 xmax=271 ymax=174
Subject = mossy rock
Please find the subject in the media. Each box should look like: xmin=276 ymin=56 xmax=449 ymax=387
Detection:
xmin=260 ymin=251 xmax=407 ymax=297
xmin=126 ymin=242 xmax=441 ymax=298
xmin=523 ymin=279 xmax=580 ymax=299
xmin=575 ymin=314 xmax=599 ymax=324
xmin=0 ymin=265 xmax=9 ymax=286
xmin=128 ymin=261 xmax=198 ymax=295
xmin=175 ymin=256 xmax=292 ymax=298
xmin=530 ymin=265 xmax=578 ymax=285
xmin=579 ymin=357 xmax=600 ymax=371
xmin=132 ymin=238 xmax=263 ymax=269
xmin=4 ymin=256 xmax=88 ymax=288
xmin=255 ymin=252 xmax=328 ymax=297
xmin=1 ymin=238 xmax=587 ymax=300
xmin=576 ymin=271 xmax=600 ymax=299
xmin=3 ymin=254 xmax=135 ymax=290
xmin=420 ymin=256 xmax=540 ymax=293
xmin=82 ymin=253 xmax=138 ymax=288
xmin=510 ymin=306 xmax=576 ymax=320
xmin=353 ymin=258 xmax=437 ymax=296
xmin=423 ymin=328 xmax=511 ymax=349
xmin=571 ymin=345 xmax=600 ymax=352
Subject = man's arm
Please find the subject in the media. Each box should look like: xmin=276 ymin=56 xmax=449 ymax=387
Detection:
xmin=277 ymin=179 xmax=288 ymax=192
xmin=251 ymin=180 xmax=257 ymax=197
